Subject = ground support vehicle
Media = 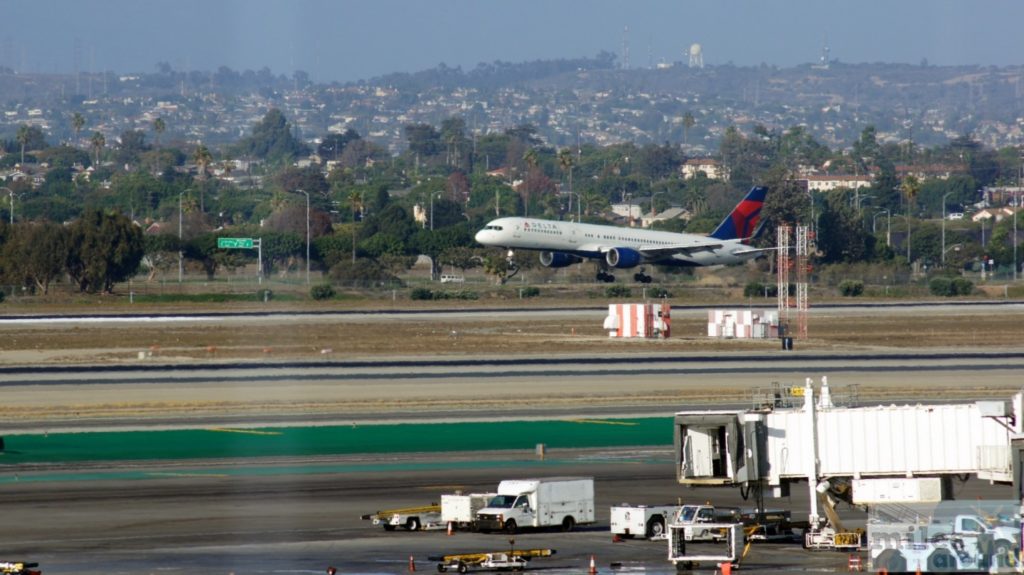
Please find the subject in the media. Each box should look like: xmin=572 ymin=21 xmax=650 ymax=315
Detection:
xmin=674 ymin=504 xmax=741 ymax=542
xmin=475 ymin=477 xmax=594 ymax=533
xmin=0 ymin=562 xmax=41 ymax=575
xmin=610 ymin=504 xmax=679 ymax=539
xmin=429 ymin=549 xmax=555 ymax=573
xmin=868 ymin=512 xmax=1019 ymax=573
xmin=441 ymin=493 xmax=495 ymax=531
xmin=361 ymin=504 xmax=443 ymax=531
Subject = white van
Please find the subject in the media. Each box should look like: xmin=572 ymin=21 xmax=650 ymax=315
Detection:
xmin=439 ymin=274 xmax=464 ymax=284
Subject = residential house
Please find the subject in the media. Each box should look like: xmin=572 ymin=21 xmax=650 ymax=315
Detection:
xmin=681 ymin=158 xmax=727 ymax=181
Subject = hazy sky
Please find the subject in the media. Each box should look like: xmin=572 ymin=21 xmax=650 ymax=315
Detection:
xmin=5 ymin=0 xmax=1024 ymax=83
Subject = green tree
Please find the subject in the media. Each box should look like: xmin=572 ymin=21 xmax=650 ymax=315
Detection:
xmin=682 ymin=112 xmax=696 ymax=148
xmin=72 ymin=112 xmax=86 ymax=144
xmin=2 ymin=221 xmax=68 ymax=294
xmin=65 ymin=209 xmax=144 ymax=293
xmin=152 ymin=117 xmax=166 ymax=148
xmin=90 ymin=131 xmax=106 ymax=165
xmin=816 ymin=190 xmax=871 ymax=263
xmin=900 ymin=175 xmax=921 ymax=260
xmin=235 ymin=108 xmax=309 ymax=163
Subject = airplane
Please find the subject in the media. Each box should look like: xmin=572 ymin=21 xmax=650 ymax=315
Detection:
xmin=474 ymin=186 xmax=771 ymax=283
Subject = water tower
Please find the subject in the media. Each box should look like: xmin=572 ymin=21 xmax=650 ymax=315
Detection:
xmin=688 ymin=43 xmax=704 ymax=69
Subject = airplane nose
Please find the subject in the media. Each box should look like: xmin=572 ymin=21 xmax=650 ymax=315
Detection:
xmin=474 ymin=229 xmax=487 ymax=243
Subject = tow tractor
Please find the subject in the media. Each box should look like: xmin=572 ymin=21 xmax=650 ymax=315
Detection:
xmin=361 ymin=504 xmax=443 ymax=531
xmin=429 ymin=543 xmax=556 ymax=573
xmin=0 ymin=562 xmax=41 ymax=575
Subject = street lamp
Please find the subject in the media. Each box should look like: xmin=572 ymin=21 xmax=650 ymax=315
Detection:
xmin=872 ymin=209 xmax=890 ymax=246
xmin=178 ymin=191 xmax=184 ymax=283
xmin=941 ymin=192 xmax=953 ymax=266
xmin=290 ymin=189 xmax=310 ymax=285
xmin=649 ymin=191 xmax=665 ymax=228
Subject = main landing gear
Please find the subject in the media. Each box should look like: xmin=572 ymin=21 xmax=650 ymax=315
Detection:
xmin=596 ymin=269 xmax=616 ymax=283
xmin=505 ymin=249 xmax=520 ymax=282
xmin=633 ymin=268 xmax=653 ymax=283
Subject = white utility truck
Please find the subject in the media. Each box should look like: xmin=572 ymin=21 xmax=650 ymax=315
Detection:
xmin=674 ymin=504 xmax=741 ymax=542
xmin=869 ymin=511 xmax=1019 ymax=573
xmin=610 ymin=504 xmax=679 ymax=539
xmin=441 ymin=493 xmax=495 ymax=531
xmin=475 ymin=477 xmax=594 ymax=534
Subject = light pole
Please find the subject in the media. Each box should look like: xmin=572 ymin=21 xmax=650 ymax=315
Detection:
xmin=178 ymin=191 xmax=184 ymax=283
xmin=941 ymin=192 xmax=952 ymax=266
xmin=429 ymin=192 xmax=442 ymax=231
xmin=649 ymin=191 xmax=665 ymax=228
xmin=290 ymin=189 xmax=310 ymax=285
xmin=872 ymin=209 xmax=888 ymax=234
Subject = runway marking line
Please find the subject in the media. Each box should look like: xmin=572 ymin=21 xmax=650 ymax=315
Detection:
xmin=565 ymin=419 xmax=637 ymax=426
xmin=205 ymin=427 xmax=283 ymax=436
xmin=147 ymin=472 xmax=230 ymax=478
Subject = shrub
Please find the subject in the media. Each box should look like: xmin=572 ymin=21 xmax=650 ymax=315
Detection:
xmin=648 ymin=287 xmax=672 ymax=299
xmin=951 ymin=277 xmax=974 ymax=296
xmin=410 ymin=287 xmax=433 ymax=300
xmin=928 ymin=277 xmax=953 ymax=296
xmin=605 ymin=285 xmax=632 ymax=298
xmin=310 ymin=283 xmax=336 ymax=300
xmin=837 ymin=280 xmax=864 ymax=297
xmin=744 ymin=282 xmax=777 ymax=298
xmin=519 ymin=286 xmax=540 ymax=298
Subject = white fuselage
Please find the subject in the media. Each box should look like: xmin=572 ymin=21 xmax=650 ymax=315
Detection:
xmin=474 ymin=217 xmax=753 ymax=267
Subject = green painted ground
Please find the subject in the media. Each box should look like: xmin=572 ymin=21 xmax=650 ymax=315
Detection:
xmin=0 ymin=417 xmax=672 ymax=466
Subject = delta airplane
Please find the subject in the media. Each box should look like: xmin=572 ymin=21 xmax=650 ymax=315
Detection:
xmin=474 ymin=186 xmax=770 ymax=283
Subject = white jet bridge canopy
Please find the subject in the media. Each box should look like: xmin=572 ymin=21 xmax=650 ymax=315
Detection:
xmin=674 ymin=378 xmax=1021 ymax=488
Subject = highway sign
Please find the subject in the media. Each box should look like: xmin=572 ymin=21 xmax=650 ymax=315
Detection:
xmin=217 ymin=237 xmax=254 ymax=249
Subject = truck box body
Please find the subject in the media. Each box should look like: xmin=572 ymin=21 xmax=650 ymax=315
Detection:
xmin=476 ymin=477 xmax=594 ymax=532
xmin=610 ymin=504 xmax=679 ymax=539
xmin=441 ymin=493 xmax=495 ymax=527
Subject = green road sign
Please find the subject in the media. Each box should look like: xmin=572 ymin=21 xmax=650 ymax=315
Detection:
xmin=217 ymin=237 xmax=254 ymax=249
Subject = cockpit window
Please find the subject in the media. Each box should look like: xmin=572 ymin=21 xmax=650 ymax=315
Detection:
xmin=484 ymin=225 xmax=503 ymax=231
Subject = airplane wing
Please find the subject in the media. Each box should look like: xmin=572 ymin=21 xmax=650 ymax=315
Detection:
xmin=638 ymin=242 xmax=725 ymax=259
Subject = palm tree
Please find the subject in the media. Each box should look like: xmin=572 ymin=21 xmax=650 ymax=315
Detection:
xmin=558 ymin=148 xmax=575 ymax=220
xmin=347 ymin=190 xmax=364 ymax=263
xmin=72 ymin=113 xmax=85 ymax=145
xmin=16 ymin=124 xmax=30 ymax=164
xmin=522 ymin=148 xmax=539 ymax=216
xmin=153 ymin=117 xmax=166 ymax=148
xmin=192 ymin=144 xmax=212 ymax=180
xmin=682 ymin=112 xmax=696 ymax=148
xmin=89 ymin=131 xmax=106 ymax=166
xmin=900 ymin=175 xmax=921 ymax=261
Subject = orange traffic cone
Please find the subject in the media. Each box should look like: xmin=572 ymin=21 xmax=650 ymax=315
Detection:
xmin=589 ymin=555 xmax=597 ymax=575
xmin=447 ymin=521 xmax=453 ymax=536
xmin=327 ymin=568 xmax=337 ymax=575
xmin=612 ymin=533 xmax=622 ymax=542
xmin=409 ymin=555 xmax=416 ymax=572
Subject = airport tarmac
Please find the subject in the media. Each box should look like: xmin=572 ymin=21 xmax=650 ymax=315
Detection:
xmin=1 ymin=303 xmax=1022 ymax=573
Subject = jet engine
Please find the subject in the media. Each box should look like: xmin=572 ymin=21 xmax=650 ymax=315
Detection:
xmin=605 ymin=247 xmax=643 ymax=269
xmin=539 ymin=251 xmax=583 ymax=268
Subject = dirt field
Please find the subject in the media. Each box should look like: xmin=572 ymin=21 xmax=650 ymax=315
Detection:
xmin=1 ymin=304 xmax=1021 ymax=364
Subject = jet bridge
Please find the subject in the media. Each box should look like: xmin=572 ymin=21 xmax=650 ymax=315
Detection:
xmin=674 ymin=378 xmax=1021 ymax=490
